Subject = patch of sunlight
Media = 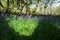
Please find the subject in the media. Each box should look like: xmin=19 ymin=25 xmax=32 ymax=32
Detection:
xmin=2 ymin=1 xmax=7 ymax=7
xmin=16 ymin=9 xmax=21 ymax=13
xmin=6 ymin=16 xmax=39 ymax=36
xmin=58 ymin=27 xmax=60 ymax=29
xmin=54 ymin=22 xmax=60 ymax=29
xmin=22 ymin=6 xmax=26 ymax=14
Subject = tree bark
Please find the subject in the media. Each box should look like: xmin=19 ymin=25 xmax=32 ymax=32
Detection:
xmin=6 ymin=0 xmax=10 ymax=13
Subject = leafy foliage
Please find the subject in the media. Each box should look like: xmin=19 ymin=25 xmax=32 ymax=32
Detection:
xmin=0 ymin=0 xmax=59 ymax=15
xmin=53 ymin=6 xmax=60 ymax=14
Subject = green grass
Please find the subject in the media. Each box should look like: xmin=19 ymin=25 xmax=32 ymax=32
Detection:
xmin=6 ymin=15 xmax=39 ymax=36
xmin=0 ymin=15 xmax=60 ymax=40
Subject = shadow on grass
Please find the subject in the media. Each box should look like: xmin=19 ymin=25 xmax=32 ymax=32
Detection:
xmin=0 ymin=16 xmax=60 ymax=40
xmin=0 ymin=17 xmax=21 ymax=40
xmin=31 ymin=20 xmax=60 ymax=40
xmin=20 ymin=20 xmax=60 ymax=40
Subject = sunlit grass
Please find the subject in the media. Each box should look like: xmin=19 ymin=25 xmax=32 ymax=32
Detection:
xmin=6 ymin=15 xmax=39 ymax=36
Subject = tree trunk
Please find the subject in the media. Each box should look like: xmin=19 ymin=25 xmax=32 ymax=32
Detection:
xmin=26 ymin=5 xmax=29 ymax=18
xmin=17 ymin=0 xmax=24 ymax=15
xmin=49 ymin=5 xmax=51 ymax=15
xmin=6 ymin=0 xmax=10 ymax=13
xmin=43 ymin=7 xmax=45 ymax=15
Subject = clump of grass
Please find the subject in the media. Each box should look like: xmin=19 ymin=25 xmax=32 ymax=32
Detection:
xmin=5 ymin=15 xmax=39 ymax=36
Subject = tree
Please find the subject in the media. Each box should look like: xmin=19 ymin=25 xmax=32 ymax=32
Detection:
xmin=6 ymin=0 xmax=10 ymax=13
xmin=49 ymin=0 xmax=56 ymax=14
xmin=23 ymin=0 xmax=33 ymax=18
xmin=16 ymin=0 xmax=25 ymax=15
xmin=42 ymin=0 xmax=50 ymax=15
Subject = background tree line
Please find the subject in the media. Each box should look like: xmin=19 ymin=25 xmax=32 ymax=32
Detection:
xmin=0 ymin=0 xmax=60 ymax=16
